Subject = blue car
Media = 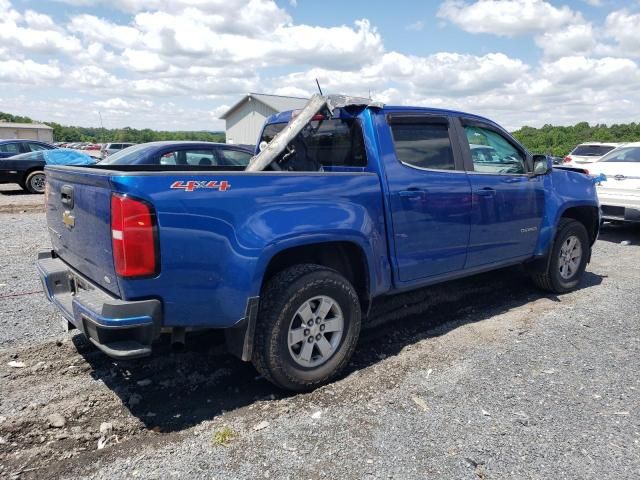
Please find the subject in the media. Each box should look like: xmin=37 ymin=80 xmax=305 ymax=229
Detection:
xmin=98 ymin=141 xmax=254 ymax=167
xmin=0 ymin=139 xmax=56 ymax=159
xmin=37 ymin=95 xmax=599 ymax=390
xmin=0 ymin=149 xmax=95 ymax=193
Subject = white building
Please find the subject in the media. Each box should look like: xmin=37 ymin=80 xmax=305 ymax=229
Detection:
xmin=0 ymin=121 xmax=54 ymax=142
xmin=220 ymin=93 xmax=308 ymax=145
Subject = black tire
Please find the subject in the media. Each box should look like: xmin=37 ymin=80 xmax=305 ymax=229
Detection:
xmin=531 ymin=218 xmax=590 ymax=293
xmin=252 ymin=264 xmax=361 ymax=391
xmin=25 ymin=170 xmax=46 ymax=194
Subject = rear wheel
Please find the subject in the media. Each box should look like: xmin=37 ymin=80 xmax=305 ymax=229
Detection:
xmin=253 ymin=264 xmax=361 ymax=391
xmin=25 ymin=170 xmax=46 ymax=194
xmin=531 ymin=218 xmax=589 ymax=293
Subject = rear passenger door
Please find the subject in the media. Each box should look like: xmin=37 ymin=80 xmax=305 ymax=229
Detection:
xmin=455 ymin=118 xmax=544 ymax=267
xmin=383 ymin=114 xmax=472 ymax=282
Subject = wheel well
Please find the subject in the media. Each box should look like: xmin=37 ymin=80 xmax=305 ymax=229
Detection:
xmin=262 ymin=242 xmax=370 ymax=312
xmin=561 ymin=206 xmax=599 ymax=244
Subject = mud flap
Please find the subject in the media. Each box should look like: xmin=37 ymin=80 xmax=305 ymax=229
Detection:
xmin=224 ymin=297 xmax=259 ymax=361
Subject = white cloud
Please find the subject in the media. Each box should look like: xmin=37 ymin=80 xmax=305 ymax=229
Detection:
xmin=68 ymin=14 xmax=140 ymax=49
xmin=0 ymin=59 xmax=61 ymax=84
xmin=438 ymin=0 xmax=580 ymax=37
xmin=0 ymin=5 xmax=82 ymax=55
xmin=0 ymin=0 xmax=639 ymax=133
xmin=122 ymin=49 xmax=168 ymax=73
xmin=535 ymin=23 xmax=596 ymax=58
xmin=605 ymin=9 xmax=640 ymax=57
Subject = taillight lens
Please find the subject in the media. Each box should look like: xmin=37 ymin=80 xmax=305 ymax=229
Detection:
xmin=563 ymin=156 xmax=572 ymax=163
xmin=111 ymin=193 xmax=158 ymax=278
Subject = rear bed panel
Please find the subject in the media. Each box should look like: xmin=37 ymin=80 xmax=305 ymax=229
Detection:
xmin=45 ymin=166 xmax=121 ymax=297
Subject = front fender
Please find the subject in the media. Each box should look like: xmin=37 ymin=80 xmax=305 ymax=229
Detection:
xmin=534 ymin=169 xmax=599 ymax=257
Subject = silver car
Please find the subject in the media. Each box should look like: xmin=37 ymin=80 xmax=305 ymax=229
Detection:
xmin=100 ymin=142 xmax=135 ymax=159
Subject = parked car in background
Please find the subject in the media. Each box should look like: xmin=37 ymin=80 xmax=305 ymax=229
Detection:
xmin=0 ymin=149 xmax=95 ymax=193
xmin=99 ymin=141 xmax=254 ymax=166
xmin=0 ymin=139 xmax=56 ymax=159
xmin=564 ymin=142 xmax=621 ymax=167
xmin=100 ymin=142 xmax=136 ymax=159
xmin=589 ymin=142 xmax=640 ymax=223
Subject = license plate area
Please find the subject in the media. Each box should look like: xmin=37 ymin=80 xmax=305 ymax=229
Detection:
xmin=67 ymin=271 xmax=93 ymax=296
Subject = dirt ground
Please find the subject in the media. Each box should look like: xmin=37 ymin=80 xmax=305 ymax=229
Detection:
xmin=1 ymin=186 xmax=639 ymax=479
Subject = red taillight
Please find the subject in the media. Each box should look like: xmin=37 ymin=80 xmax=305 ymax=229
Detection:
xmin=563 ymin=156 xmax=572 ymax=163
xmin=111 ymin=194 xmax=158 ymax=278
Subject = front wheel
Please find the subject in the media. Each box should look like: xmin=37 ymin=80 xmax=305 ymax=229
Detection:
xmin=252 ymin=264 xmax=361 ymax=391
xmin=25 ymin=170 xmax=46 ymax=194
xmin=531 ymin=218 xmax=590 ymax=293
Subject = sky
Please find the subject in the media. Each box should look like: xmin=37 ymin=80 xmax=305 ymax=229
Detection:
xmin=0 ymin=0 xmax=639 ymax=131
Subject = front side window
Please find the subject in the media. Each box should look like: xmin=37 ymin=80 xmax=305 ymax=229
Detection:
xmin=464 ymin=125 xmax=526 ymax=174
xmin=259 ymin=117 xmax=367 ymax=170
xmin=0 ymin=142 xmax=21 ymax=154
xmin=601 ymin=147 xmax=640 ymax=163
xmin=390 ymin=121 xmax=455 ymax=171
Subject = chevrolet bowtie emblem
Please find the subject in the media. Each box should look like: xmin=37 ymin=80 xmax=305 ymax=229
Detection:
xmin=62 ymin=210 xmax=75 ymax=229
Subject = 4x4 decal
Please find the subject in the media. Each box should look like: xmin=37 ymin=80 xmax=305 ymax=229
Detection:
xmin=170 ymin=180 xmax=230 ymax=192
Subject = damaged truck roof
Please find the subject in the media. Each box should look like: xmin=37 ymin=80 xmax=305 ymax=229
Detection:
xmin=245 ymin=94 xmax=384 ymax=172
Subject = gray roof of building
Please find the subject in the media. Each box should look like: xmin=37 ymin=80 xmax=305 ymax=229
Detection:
xmin=0 ymin=122 xmax=53 ymax=130
xmin=220 ymin=93 xmax=309 ymax=119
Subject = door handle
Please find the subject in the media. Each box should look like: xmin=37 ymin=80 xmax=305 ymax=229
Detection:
xmin=61 ymin=185 xmax=74 ymax=208
xmin=398 ymin=189 xmax=425 ymax=199
xmin=476 ymin=187 xmax=496 ymax=197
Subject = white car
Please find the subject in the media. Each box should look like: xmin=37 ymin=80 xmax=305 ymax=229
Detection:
xmin=564 ymin=142 xmax=622 ymax=167
xmin=590 ymin=142 xmax=640 ymax=223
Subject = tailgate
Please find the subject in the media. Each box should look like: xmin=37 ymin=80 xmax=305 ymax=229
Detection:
xmin=45 ymin=166 xmax=120 ymax=297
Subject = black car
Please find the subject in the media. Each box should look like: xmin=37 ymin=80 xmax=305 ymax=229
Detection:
xmin=0 ymin=149 xmax=95 ymax=193
xmin=0 ymin=139 xmax=56 ymax=159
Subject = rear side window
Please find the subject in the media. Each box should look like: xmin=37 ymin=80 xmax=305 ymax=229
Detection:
xmin=100 ymin=143 xmax=151 ymax=164
xmin=572 ymin=145 xmax=616 ymax=156
xmin=27 ymin=143 xmax=49 ymax=152
xmin=0 ymin=143 xmax=21 ymax=154
xmin=260 ymin=118 xmax=367 ymax=168
xmin=389 ymin=121 xmax=455 ymax=171
xmin=601 ymin=147 xmax=640 ymax=163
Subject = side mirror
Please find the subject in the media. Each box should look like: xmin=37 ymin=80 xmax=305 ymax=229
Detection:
xmin=532 ymin=154 xmax=552 ymax=176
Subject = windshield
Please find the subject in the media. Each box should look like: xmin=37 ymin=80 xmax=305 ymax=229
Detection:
xmin=100 ymin=143 xmax=150 ymax=165
xmin=571 ymin=145 xmax=616 ymax=156
xmin=259 ymin=118 xmax=366 ymax=170
xmin=600 ymin=146 xmax=640 ymax=163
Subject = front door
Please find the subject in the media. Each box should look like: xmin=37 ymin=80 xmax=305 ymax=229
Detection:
xmin=457 ymin=120 xmax=544 ymax=268
xmin=382 ymin=114 xmax=472 ymax=283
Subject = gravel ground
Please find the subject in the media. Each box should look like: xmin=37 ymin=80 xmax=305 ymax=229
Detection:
xmin=0 ymin=184 xmax=46 ymax=213
xmin=0 ymin=200 xmax=639 ymax=479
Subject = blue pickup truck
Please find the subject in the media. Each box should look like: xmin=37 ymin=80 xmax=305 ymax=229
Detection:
xmin=37 ymin=95 xmax=600 ymax=391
